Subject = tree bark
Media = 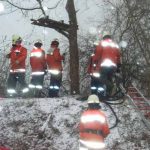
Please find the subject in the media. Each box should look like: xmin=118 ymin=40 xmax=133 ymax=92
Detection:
xmin=68 ymin=27 xmax=79 ymax=94
xmin=66 ymin=0 xmax=79 ymax=94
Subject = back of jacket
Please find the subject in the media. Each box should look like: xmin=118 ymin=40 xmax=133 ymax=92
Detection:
xmin=95 ymin=39 xmax=121 ymax=67
xmin=79 ymin=109 xmax=110 ymax=142
xmin=46 ymin=48 xmax=64 ymax=71
xmin=30 ymin=48 xmax=46 ymax=72
xmin=9 ymin=45 xmax=27 ymax=72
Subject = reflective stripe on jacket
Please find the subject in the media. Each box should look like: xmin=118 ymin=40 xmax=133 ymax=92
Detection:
xmin=79 ymin=109 xmax=110 ymax=142
xmin=95 ymin=39 xmax=121 ymax=67
xmin=30 ymin=47 xmax=47 ymax=72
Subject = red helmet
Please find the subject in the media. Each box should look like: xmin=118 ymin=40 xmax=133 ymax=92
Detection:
xmin=51 ymin=38 xmax=59 ymax=46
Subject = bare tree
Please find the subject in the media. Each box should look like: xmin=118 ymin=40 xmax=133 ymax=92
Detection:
xmin=0 ymin=0 xmax=79 ymax=94
xmin=0 ymin=36 xmax=10 ymax=96
xmin=100 ymin=0 xmax=150 ymax=96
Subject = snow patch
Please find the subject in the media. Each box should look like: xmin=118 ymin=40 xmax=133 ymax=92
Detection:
xmin=0 ymin=97 xmax=150 ymax=150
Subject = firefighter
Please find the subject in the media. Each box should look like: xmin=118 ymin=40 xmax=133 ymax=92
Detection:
xmin=87 ymin=41 xmax=106 ymax=96
xmin=87 ymin=53 xmax=101 ymax=95
xmin=29 ymin=39 xmax=47 ymax=97
xmin=6 ymin=34 xmax=29 ymax=97
xmin=79 ymin=94 xmax=110 ymax=150
xmin=95 ymin=31 xmax=121 ymax=96
xmin=46 ymin=39 xmax=64 ymax=97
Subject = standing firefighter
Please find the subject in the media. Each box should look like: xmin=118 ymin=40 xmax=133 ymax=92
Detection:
xmin=87 ymin=42 xmax=101 ymax=95
xmin=79 ymin=95 xmax=110 ymax=150
xmin=95 ymin=31 xmax=121 ymax=96
xmin=29 ymin=39 xmax=47 ymax=97
xmin=6 ymin=35 xmax=29 ymax=97
xmin=46 ymin=39 xmax=64 ymax=97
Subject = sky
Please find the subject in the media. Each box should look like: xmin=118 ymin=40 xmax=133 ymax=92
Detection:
xmin=0 ymin=0 xmax=105 ymax=51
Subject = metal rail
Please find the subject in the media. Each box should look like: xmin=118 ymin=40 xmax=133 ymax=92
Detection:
xmin=127 ymin=83 xmax=150 ymax=130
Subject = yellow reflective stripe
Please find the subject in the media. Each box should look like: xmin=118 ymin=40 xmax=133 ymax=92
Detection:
xmin=81 ymin=114 xmax=105 ymax=124
xmin=80 ymin=140 xmax=105 ymax=149
xmin=31 ymin=72 xmax=44 ymax=75
xmin=101 ymin=41 xmax=119 ymax=48
xmin=10 ymin=69 xmax=25 ymax=72
xmin=101 ymin=59 xmax=116 ymax=67
xmin=30 ymin=51 xmax=42 ymax=57
xmin=48 ymin=69 xmax=60 ymax=75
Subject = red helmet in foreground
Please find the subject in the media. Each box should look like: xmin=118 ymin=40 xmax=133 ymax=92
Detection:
xmin=0 ymin=147 xmax=10 ymax=150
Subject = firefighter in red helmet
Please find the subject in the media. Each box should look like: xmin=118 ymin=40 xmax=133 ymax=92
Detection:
xmin=46 ymin=38 xmax=64 ymax=97
xmin=79 ymin=94 xmax=110 ymax=150
xmin=29 ymin=39 xmax=47 ymax=97
xmin=95 ymin=31 xmax=121 ymax=96
xmin=6 ymin=34 xmax=29 ymax=97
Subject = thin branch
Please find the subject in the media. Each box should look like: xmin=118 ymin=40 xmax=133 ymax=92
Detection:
xmin=36 ymin=0 xmax=46 ymax=17
xmin=5 ymin=0 xmax=40 ymax=11
xmin=47 ymin=0 xmax=63 ymax=9
xmin=55 ymin=29 xmax=69 ymax=38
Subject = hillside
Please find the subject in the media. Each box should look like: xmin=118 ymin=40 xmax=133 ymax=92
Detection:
xmin=0 ymin=97 xmax=150 ymax=150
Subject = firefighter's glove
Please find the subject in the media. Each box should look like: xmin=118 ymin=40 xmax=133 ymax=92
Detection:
xmin=15 ymin=60 xmax=19 ymax=64
xmin=6 ymin=54 xmax=10 ymax=58
xmin=62 ymin=53 xmax=66 ymax=62
xmin=116 ymin=63 xmax=121 ymax=73
xmin=117 ymin=63 xmax=121 ymax=68
xmin=116 ymin=67 xmax=121 ymax=73
xmin=63 ymin=53 xmax=66 ymax=57
xmin=44 ymin=70 xmax=48 ymax=75
xmin=47 ymin=48 xmax=54 ymax=54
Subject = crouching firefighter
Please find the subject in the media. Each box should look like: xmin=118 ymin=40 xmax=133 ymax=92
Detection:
xmin=46 ymin=39 xmax=64 ymax=97
xmin=29 ymin=39 xmax=47 ymax=97
xmin=79 ymin=94 xmax=110 ymax=150
xmin=6 ymin=35 xmax=29 ymax=97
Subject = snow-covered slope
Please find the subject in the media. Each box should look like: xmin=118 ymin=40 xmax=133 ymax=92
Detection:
xmin=0 ymin=97 xmax=150 ymax=150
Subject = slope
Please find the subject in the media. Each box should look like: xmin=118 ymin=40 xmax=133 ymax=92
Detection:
xmin=0 ymin=97 xmax=150 ymax=150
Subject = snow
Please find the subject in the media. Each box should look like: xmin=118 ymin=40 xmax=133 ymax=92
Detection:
xmin=0 ymin=97 xmax=150 ymax=150
xmin=88 ymin=27 xmax=98 ymax=35
xmin=43 ymin=6 xmax=48 ymax=11
xmin=119 ymin=41 xmax=128 ymax=48
xmin=0 ymin=3 xmax=4 ymax=13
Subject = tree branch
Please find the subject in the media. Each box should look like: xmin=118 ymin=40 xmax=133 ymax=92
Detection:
xmin=55 ymin=29 xmax=69 ymax=38
xmin=66 ymin=0 xmax=78 ymax=29
xmin=36 ymin=0 xmax=46 ymax=17
xmin=31 ymin=17 xmax=69 ymax=38
xmin=4 ymin=0 xmax=40 ymax=11
xmin=47 ymin=0 xmax=63 ymax=10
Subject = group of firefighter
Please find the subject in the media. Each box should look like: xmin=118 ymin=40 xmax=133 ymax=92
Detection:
xmin=6 ymin=35 xmax=64 ymax=98
xmin=4 ymin=31 xmax=121 ymax=150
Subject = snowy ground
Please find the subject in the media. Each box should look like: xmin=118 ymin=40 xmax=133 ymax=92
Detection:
xmin=0 ymin=96 xmax=150 ymax=150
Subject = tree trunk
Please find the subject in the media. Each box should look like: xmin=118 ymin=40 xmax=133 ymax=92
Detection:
xmin=66 ymin=0 xmax=79 ymax=94
xmin=68 ymin=26 xmax=79 ymax=94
